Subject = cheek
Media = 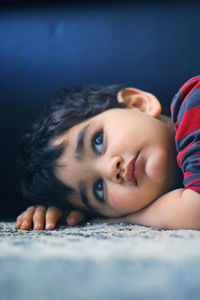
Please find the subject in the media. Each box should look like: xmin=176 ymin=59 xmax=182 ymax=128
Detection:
xmin=108 ymin=187 xmax=134 ymax=211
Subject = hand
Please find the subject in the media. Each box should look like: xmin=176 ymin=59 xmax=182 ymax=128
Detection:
xmin=15 ymin=205 xmax=85 ymax=230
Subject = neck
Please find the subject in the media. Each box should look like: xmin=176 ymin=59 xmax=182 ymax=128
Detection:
xmin=158 ymin=114 xmax=175 ymax=136
xmin=158 ymin=114 xmax=183 ymax=190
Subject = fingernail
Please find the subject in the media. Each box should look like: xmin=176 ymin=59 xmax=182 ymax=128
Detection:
xmin=34 ymin=223 xmax=40 ymax=230
xmin=69 ymin=218 xmax=76 ymax=226
xmin=21 ymin=221 xmax=27 ymax=227
xmin=45 ymin=223 xmax=53 ymax=230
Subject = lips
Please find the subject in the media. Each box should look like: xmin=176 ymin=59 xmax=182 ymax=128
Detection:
xmin=124 ymin=154 xmax=138 ymax=184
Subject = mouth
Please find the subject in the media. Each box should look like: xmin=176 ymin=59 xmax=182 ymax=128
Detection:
xmin=124 ymin=153 xmax=139 ymax=185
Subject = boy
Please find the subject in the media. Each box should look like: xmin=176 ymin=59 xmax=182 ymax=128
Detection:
xmin=16 ymin=76 xmax=200 ymax=230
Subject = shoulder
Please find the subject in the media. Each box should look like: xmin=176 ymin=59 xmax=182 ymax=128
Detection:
xmin=170 ymin=76 xmax=200 ymax=195
xmin=170 ymin=75 xmax=200 ymax=140
xmin=170 ymin=75 xmax=200 ymax=128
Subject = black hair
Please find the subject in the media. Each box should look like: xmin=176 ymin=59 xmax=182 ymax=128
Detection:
xmin=18 ymin=85 xmax=125 ymax=210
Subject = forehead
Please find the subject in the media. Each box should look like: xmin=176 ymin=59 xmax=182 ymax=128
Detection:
xmin=51 ymin=107 xmax=127 ymax=146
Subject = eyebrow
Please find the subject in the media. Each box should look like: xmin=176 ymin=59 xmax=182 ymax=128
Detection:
xmin=75 ymin=124 xmax=90 ymax=160
xmin=78 ymin=181 xmax=93 ymax=210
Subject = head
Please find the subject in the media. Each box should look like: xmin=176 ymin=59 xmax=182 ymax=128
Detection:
xmin=19 ymin=85 xmax=178 ymax=217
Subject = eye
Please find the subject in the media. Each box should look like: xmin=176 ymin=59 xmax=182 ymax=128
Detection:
xmin=92 ymin=130 xmax=104 ymax=154
xmin=93 ymin=178 xmax=104 ymax=203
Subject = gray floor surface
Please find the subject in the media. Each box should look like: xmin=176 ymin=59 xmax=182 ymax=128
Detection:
xmin=0 ymin=221 xmax=200 ymax=300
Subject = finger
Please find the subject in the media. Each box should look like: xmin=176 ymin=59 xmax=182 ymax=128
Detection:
xmin=20 ymin=206 xmax=36 ymax=230
xmin=15 ymin=212 xmax=24 ymax=229
xmin=45 ymin=206 xmax=63 ymax=230
xmin=66 ymin=210 xmax=85 ymax=227
xmin=33 ymin=205 xmax=46 ymax=230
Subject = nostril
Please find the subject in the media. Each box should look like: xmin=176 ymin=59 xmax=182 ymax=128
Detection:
xmin=117 ymin=162 xmax=120 ymax=169
xmin=116 ymin=173 xmax=120 ymax=180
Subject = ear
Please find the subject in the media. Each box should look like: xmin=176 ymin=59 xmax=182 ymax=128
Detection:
xmin=117 ymin=87 xmax=161 ymax=117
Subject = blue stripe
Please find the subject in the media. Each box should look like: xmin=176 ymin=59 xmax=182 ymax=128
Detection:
xmin=177 ymin=86 xmax=200 ymax=127
xmin=171 ymin=76 xmax=200 ymax=193
xmin=176 ymin=128 xmax=200 ymax=152
xmin=184 ymin=174 xmax=200 ymax=187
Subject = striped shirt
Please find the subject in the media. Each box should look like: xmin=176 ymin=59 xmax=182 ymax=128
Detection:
xmin=171 ymin=75 xmax=200 ymax=194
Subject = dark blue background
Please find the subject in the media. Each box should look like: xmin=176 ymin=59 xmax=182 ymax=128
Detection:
xmin=1 ymin=1 xmax=200 ymax=217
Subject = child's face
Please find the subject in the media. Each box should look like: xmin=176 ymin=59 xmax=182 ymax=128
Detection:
xmin=53 ymin=88 xmax=178 ymax=217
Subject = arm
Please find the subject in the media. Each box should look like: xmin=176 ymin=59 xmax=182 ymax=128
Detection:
xmin=124 ymin=188 xmax=200 ymax=229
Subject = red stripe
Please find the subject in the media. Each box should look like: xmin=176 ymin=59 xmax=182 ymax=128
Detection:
xmin=185 ymin=186 xmax=200 ymax=193
xmin=174 ymin=120 xmax=178 ymax=131
xmin=177 ymin=142 xmax=194 ymax=167
xmin=183 ymin=172 xmax=193 ymax=179
xmin=176 ymin=77 xmax=200 ymax=118
xmin=194 ymin=150 xmax=200 ymax=155
xmin=176 ymin=105 xmax=200 ymax=139
xmin=185 ymin=178 xmax=200 ymax=189
xmin=180 ymin=76 xmax=200 ymax=102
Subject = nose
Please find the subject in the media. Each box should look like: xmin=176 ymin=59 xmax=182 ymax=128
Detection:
xmin=97 ymin=156 xmax=124 ymax=183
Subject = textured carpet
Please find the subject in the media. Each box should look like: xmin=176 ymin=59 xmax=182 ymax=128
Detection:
xmin=0 ymin=221 xmax=200 ymax=300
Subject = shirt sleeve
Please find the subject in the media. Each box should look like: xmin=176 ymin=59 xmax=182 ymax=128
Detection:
xmin=170 ymin=75 xmax=200 ymax=194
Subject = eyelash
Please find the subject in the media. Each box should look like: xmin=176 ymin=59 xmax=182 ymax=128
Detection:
xmin=91 ymin=129 xmax=105 ymax=203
